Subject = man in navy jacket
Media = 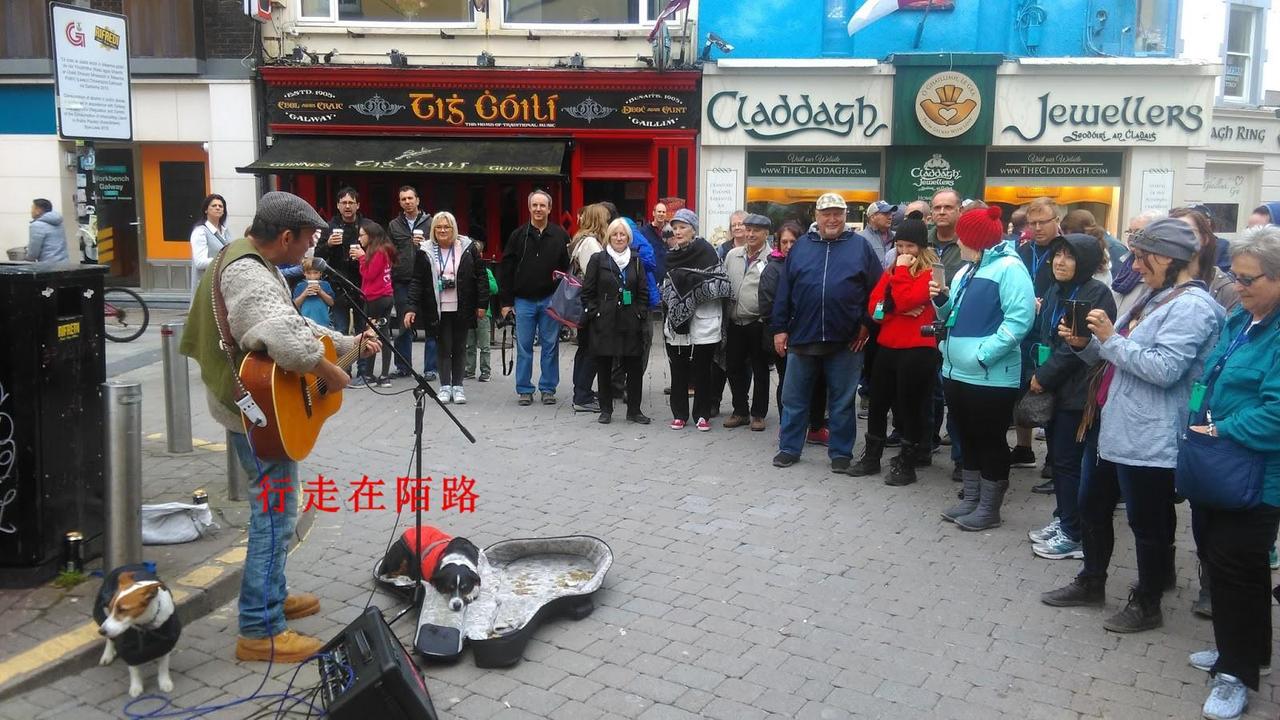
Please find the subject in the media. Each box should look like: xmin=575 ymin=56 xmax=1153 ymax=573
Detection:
xmin=771 ymin=193 xmax=883 ymax=471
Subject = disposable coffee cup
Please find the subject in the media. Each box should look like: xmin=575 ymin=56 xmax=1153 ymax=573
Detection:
xmin=329 ymin=228 xmax=344 ymax=244
xmin=413 ymin=229 xmax=425 ymax=240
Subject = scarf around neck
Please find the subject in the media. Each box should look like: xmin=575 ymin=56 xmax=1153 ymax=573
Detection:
xmin=1111 ymin=253 xmax=1143 ymax=295
xmin=606 ymin=245 xmax=631 ymax=270
xmin=661 ymin=237 xmax=731 ymax=334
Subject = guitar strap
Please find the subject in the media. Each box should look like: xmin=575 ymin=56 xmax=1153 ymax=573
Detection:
xmin=210 ymin=245 xmax=269 ymax=428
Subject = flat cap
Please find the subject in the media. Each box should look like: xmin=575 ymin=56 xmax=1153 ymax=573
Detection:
xmin=254 ymin=191 xmax=326 ymax=231
xmin=743 ymin=213 xmax=772 ymax=228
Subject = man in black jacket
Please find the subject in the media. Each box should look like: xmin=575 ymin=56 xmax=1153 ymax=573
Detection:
xmin=317 ymin=187 xmax=363 ymax=333
xmin=387 ymin=185 xmax=434 ymax=379
xmin=500 ymin=189 xmax=570 ymax=406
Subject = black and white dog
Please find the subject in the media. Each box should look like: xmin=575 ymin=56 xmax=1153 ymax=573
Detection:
xmin=381 ymin=526 xmax=482 ymax=611
xmin=93 ymin=564 xmax=182 ymax=698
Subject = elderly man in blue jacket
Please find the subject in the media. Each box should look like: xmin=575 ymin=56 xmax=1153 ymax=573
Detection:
xmin=771 ymin=193 xmax=883 ymax=471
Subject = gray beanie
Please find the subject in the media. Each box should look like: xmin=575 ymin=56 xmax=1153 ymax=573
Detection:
xmin=254 ymin=191 xmax=326 ymax=231
xmin=671 ymin=208 xmax=699 ymax=231
xmin=1130 ymin=216 xmax=1199 ymax=261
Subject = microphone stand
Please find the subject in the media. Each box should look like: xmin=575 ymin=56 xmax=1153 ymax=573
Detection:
xmin=322 ymin=270 xmax=476 ymax=627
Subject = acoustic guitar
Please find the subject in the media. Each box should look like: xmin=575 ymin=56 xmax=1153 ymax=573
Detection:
xmin=238 ymin=334 xmax=367 ymax=462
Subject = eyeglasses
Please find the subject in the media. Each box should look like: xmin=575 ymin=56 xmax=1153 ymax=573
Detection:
xmin=1227 ymin=271 xmax=1265 ymax=287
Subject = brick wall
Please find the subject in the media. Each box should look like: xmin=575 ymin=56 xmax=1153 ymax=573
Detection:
xmin=202 ymin=0 xmax=256 ymax=60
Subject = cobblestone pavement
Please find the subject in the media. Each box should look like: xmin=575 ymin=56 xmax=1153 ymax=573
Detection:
xmin=1 ymin=336 xmax=1276 ymax=719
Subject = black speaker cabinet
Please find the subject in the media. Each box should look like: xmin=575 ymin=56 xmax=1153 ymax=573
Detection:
xmin=319 ymin=606 xmax=439 ymax=720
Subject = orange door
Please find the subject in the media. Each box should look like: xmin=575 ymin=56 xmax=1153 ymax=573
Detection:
xmin=139 ymin=144 xmax=209 ymax=262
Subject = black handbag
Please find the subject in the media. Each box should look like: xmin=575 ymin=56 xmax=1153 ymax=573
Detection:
xmin=1013 ymin=389 xmax=1054 ymax=428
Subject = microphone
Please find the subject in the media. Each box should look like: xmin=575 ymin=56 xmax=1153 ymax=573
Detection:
xmin=309 ymin=257 xmax=364 ymax=298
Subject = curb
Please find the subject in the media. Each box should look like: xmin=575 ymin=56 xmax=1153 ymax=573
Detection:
xmin=0 ymin=509 xmax=317 ymax=702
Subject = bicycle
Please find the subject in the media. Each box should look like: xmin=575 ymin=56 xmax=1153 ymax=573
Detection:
xmin=103 ymin=286 xmax=150 ymax=342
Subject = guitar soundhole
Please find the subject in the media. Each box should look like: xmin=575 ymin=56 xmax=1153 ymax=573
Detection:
xmin=300 ymin=376 xmax=314 ymax=418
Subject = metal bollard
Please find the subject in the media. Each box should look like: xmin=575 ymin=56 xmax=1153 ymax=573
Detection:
xmin=226 ymin=430 xmax=248 ymax=502
xmin=103 ymin=381 xmax=143 ymax=569
xmin=160 ymin=322 xmax=193 ymax=453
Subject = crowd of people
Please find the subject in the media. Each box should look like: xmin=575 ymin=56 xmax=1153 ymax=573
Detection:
xmin=186 ymin=186 xmax=1280 ymax=718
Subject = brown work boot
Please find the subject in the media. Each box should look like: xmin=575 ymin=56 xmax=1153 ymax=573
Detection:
xmin=749 ymin=417 xmax=766 ymax=432
xmin=235 ymin=630 xmax=325 ymax=663
xmin=284 ymin=593 xmax=320 ymax=620
xmin=723 ymin=414 xmax=749 ymax=429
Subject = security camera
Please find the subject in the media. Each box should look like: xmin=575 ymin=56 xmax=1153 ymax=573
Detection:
xmin=707 ymin=32 xmax=734 ymax=53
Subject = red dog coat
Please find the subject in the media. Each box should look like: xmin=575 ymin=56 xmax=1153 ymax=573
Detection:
xmin=400 ymin=526 xmax=453 ymax=579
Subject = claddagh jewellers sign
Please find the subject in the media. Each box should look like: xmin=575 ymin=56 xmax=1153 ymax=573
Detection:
xmin=701 ymin=74 xmax=893 ymax=147
xmin=994 ymin=74 xmax=1214 ymax=147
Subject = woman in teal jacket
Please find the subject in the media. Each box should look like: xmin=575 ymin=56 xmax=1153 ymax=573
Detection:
xmin=931 ymin=207 xmax=1036 ymax=531
xmin=1186 ymin=224 xmax=1280 ymax=720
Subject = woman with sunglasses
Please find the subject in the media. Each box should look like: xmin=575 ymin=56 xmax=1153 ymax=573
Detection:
xmin=1041 ymin=217 xmax=1225 ymax=635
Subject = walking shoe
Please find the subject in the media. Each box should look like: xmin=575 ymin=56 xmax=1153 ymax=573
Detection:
xmin=831 ymin=457 xmax=851 ymax=473
xmin=1040 ymin=576 xmax=1105 ymax=607
xmin=283 ymin=593 xmax=320 ymax=620
xmin=941 ymin=471 xmax=980 ymax=523
xmin=517 ymin=393 xmax=533 ymax=406
xmin=884 ymin=431 xmax=902 ymax=448
xmin=749 ymin=417 xmax=766 ymax=432
xmin=478 ymin=372 xmax=491 ymax=383
xmin=1189 ymin=649 xmax=1271 ymax=675
xmin=573 ymin=401 xmax=601 ymax=413
xmin=390 ymin=368 xmax=412 ymax=379
xmin=1039 ymin=462 xmax=1054 ymax=480
xmin=626 ymin=412 xmax=651 ymax=425
xmin=1028 ymin=518 xmax=1061 ymax=544
xmin=806 ymin=428 xmax=830 ymax=446
xmin=451 ymin=386 xmax=466 ymax=404
xmin=773 ymin=452 xmax=799 ymax=468
xmin=463 ymin=371 xmax=476 ymax=380
xmin=541 ymin=392 xmax=557 ymax=405
xmin=847 ymin=435 xmax=885 ymax=477
xmin=437 ymin=387 xmax=453 ymax=403
xmin=1103 ymin=591 xmax=1163 ymax=633
xmin=350 ymin=376 xmax=372 ymax=387
xmin=1031 ymin=478 xmax=1056 ymax=494
xmin=1010 ymin=445 xmax=1037 ymax=468
xmin=669 ymin=418 xmax=686 ymax=430
xmin=376 ymin=375 xmax=393 ymax=388
xmin=1202 ymin=673 xmax=1248 ymax=720
xmin=598 ymin=412 xmax=611 ymax=424
xmin=696 ymin=417 xmax=711 ymax=432
xmin=236 ymin=630 xmax=325 ymax=663
xmin=423 ymin=371 xmax=438 ymax=381
xmin=723 ymin=414 xmax=749 ymax=429
xmin=954 ymin=479 xmax=1008 ymax=531
xmin=1032 ymin=531 xmax=1084 ymax=560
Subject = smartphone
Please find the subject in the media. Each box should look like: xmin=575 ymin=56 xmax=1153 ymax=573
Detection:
xmin=931 ymin=262 xmax=947 ymax=288
xmin=1065 ymin=300 xmax=1092 ymax=338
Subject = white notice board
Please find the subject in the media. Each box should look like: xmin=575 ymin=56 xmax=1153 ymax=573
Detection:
xmin=50 ymin=2 xmax=132 ymax=141
xmin=1139 ymin=169 xmax=1175 ymax=214
xmin=704 ymin=168 xmax=739 ymax=246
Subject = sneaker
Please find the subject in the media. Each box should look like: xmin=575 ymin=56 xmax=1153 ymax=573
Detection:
xmin=463 ymin=371 xmax=476 ymax=380
xmin=423 ymin=371 xmax=438 ymax=381
xmin=437 ymin=387 xmax=453 ymax=403
xmin=390 ymin=368 xmax=412 ymax=379
xmin=627 ymin=412 xmax=651 ymax=425
xmin=1189 ymin=649 xmax=1271 ymax=676
xmin=723 ymin=414 xmax=749 ymax=429
xmin=1010 ymin=445 xmax=1037 ymax=468
xmin=750 ymin=417 xmax=766 ymax=432
xmin=1032 ymin=531 xmax=1084 ymax=560
xmin=696 ymin=417 xmax=711 ymax=432
xmin=350 ymin=376 xmax=372 ymax=387
xmin=1202 ymin=673 xmax=1248 ymax=720
xmin=235 ymin=630 xmax=325 ymax=663
xmin=806 ymin=428 xmax=830 ymax=446
xmin=1031 ymin=478 xmax=1056 ymax=495
xmin=517 ymin=393 xmax=533 ymax=406
xmin=478 ymin=372 xmax=491 ymax=383
xmin=1039 ymin=462 xmax=1054 ymax=480
xmin=597 ymin=412 xmax=611 ymax=424
xmin=1028 ymin=518 xmax=1061 ymax=544
xmin=573 ymin=401 xmax=601 ymax=413
xmin=283 ymin=593 xmax=320 ymax=620
xmin=772 ymin=452 xmax=799 ymax=468
xmin=541 ymin=392 xmax=557 ymax=405
xmin=669 ymin=418 xmax=686 ymax=430
xmin=451 ymin=386 xmax=466 ymax=404
xmin=831 ymin=457 xmax=851 ymax=473
xmin=377 ymin=375 xmax=393 ymax=388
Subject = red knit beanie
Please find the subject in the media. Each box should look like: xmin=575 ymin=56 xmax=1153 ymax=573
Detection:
xmin=955 ymin=206 xmax=1005 ymax=252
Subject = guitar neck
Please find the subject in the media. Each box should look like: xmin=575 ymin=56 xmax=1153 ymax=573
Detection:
xmin=336 ymin=343 xmax=363 ymax=368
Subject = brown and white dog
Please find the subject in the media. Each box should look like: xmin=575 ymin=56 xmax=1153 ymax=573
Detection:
xmin=93 ymin=564 xmax=182 ymax=698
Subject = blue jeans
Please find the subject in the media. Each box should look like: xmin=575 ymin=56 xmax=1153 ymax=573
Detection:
xmin=778 ymin=349 xmax=861 ymax=459
xmin=1047 ymin=408 xmax=1085 ymax=541
xmin=229 ymin=431 xmax=299 ymax=639
xmin=514 ymin=295 xmax=560 ymax=395
xmin=423 ymin=336 xmax=438 ymax=374
xmin=392 ymin=284 xmax=413 ymax=374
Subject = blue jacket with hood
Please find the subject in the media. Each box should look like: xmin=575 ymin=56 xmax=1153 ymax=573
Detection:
xmin=933 ymin=239 xmax=1036 ymax=388
xmin=770 ymin=229 xmax=883 ymax=345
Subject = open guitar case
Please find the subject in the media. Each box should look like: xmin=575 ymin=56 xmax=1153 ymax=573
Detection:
xmin=374 ymin=535 xmax=612 ymax=668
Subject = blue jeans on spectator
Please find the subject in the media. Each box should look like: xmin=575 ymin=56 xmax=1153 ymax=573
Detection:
xmin=1047 ymin=408 xmax=1085 ymax=542
xmin=514 ymin=295 xmax=560 ymax=395
xmin=229 ymin=431 xmax=299 ymax=639
xmin=778 ymin=349 xmax=861 ymax=460
xmin=392 ymin=284 xmax=413 ymax=374
xmin=423 ymin=336 xmax=438 ymax=375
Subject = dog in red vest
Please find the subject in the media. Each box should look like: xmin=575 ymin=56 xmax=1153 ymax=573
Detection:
xmin=381 ymin=526 xmax=481 ymax=611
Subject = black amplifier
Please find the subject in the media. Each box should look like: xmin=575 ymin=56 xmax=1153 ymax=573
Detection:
xmin=318 ymin=606 xmax=439 ymax=720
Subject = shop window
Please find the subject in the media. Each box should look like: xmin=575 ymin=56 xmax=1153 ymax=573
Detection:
xmin=302 ymin=0 xmax=474 ymax=23
xmin=1133 ymin=0 xmax=1176 ymax=56
xmin=1223 ymin=4 xmax=1263 ymax=103
xmin=506 ymin=0 xmax=663 ymax=25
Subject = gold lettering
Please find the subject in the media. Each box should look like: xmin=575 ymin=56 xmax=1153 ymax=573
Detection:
xmin=410 ymin=93 xmax=441 ymax=121
xmin=444 ymin=94 xmax=466 ymax=125
xmin=475 ymin=90 xmax=499 ymax=121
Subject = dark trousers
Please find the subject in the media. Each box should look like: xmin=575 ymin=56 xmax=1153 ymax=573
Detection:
xmin=1078 ymin=431 xmax=1176 ymax=603
xmin=572 ymin=336 xmax=597 ymax=406
xmin=1196 ymin=503 xmax=1280 ymax=689
xmin=726 ymin=321 xmax=771 ymax=419
xmin=611 ymin=314 xmax=654 ymax=398
xmin=330 ymin=290 xmax=356 ymax=334
xmin=358 ymin=295 xmax=394 ymax=379
xmin=598 ymin=355 xmax=642 ymax=415
xmin=943 ymin=380 xmax=1018 ymax=484
xmin=859 ymin=327 xmax=879 ymax=398
xmin=1047 ymin=408 xmax=1085 ymax=541
xmin=667 ymin=343 xmax=715 ymax=421
xmin=867 ymin=346 xmax=935 ymax=444
xmin=392 ymin=284 xmax=413 ymax=373
xmin=435 ymin=311 xmax=468 ymax=387
xmin=774 ymin=352 xmax=825 ymax=429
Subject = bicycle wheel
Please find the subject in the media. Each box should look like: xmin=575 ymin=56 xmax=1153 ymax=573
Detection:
xmin=103 ymin=287 xmax=150 ymax=343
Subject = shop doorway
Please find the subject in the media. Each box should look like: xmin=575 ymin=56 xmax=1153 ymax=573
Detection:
xmin=581 ymin=180 xmax=649 ymax=225
xmin=93 ymin=147 xmax=140 ymax=286
xmin=139 ymin=143 xmax=209 ymax=291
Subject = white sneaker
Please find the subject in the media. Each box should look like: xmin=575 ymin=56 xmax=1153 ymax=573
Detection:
xmin=452 ymin=386 xmax=466 ymax=404
xmin=1028 ymin=518 xmax=1061 ymax=544
xmin=437 ymin=387 xmax=453 ymax=403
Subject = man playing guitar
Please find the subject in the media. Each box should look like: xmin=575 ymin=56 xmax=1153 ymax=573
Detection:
xmin=181 ymin=191 xmax=380 ymax=663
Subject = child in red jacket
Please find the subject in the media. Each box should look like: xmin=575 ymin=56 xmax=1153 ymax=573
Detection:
xmin=849 ymin=211 xmax=940 ymax=485
xmin=350 ymin=220 xmax=397 ymax=386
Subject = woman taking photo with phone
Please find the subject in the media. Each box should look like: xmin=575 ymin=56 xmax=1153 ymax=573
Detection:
xmin=1024 ymin=234 xmax=1117 ymax=560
